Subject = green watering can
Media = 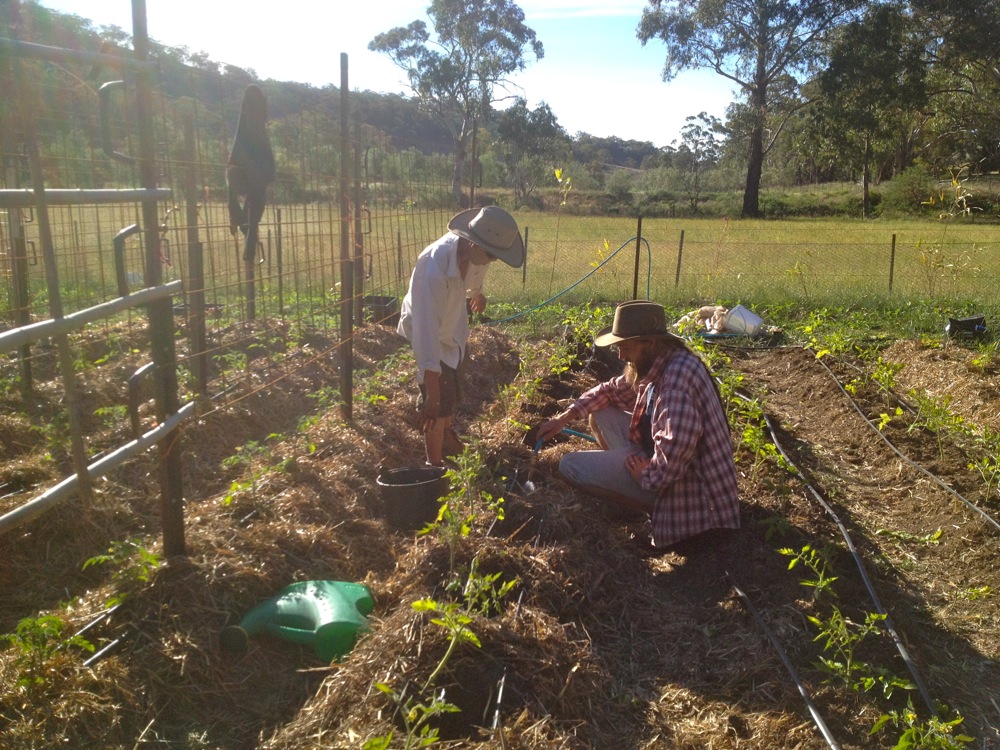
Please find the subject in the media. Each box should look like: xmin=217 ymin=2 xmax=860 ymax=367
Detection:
xmin=220 ymin=580 xmax=374 ymax=662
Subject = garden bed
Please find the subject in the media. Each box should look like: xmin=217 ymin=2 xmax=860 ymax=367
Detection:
xmin=1 ymin=321 xmax=998 ymax=748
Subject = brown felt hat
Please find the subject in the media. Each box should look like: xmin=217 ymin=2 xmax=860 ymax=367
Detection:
xmin=593 ymin=301 xmax=684 ymax=347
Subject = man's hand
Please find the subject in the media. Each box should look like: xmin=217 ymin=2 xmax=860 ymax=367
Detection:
xmin=468 ymin=292 xmax=487 ymax=315
xmin=537 ymin=411 xmax=572 ymax=443
xmin=625 ymin=453 xmax=649 ymax=484
xmin=421 ymin=370 xmax=442 ymax=430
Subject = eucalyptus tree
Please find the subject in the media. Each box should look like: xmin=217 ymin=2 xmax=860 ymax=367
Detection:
xmin=369 ymin=0 xmax=543 ymax=206
xmin=812 ymin=4 xmax=926 ymax=217
xmin=492 ymin=98 xmax=571 ymax=206
xmin=673 ymin=112 xmax=723 ymax=210
xmin=907 ymin=0 xmax=1000 ymax=176
xmin=638 ymin=0 xmax=867 ymax=218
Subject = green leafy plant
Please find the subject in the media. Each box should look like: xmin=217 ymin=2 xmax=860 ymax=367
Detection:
xmin=779 ymin=544 xmax=839 ymax=600
xmin=94 ymin=404 xmax=128 ymax=430
xmin=755 ymin=513 xmax=793 ymax=542
xmin=872 ymin=701 xmax=973 ymax=749
xmin=299 ymin=385 xmax=341 ymax=437
xmin=907 ymin=390 xmax=967 ymax=460
xmin=955 ymin=585 xmax=992 ymax=601
xmin=220 ymin=436 xmax=290 ymax=505
xmin=3 ymin=615 xmax=94 ymax=689
xmin=461 ymin=556 xmax=518 ymax=618
xmin=878 ymin=407 xmax=904 ymax=432
xmin=366 ymin=579 xmax=502 ymax=750
xmin=426 ymin=444 xmax=506 ymax=586
xmin=729 ymin=395 xmax=790 ymax=482
xmin=808 ymin=607 xmax=913 ymax=698
xmin=357 ymin=352 xmax=415 ymax=410
xmin=968 ymin=432 xmax=1000 ymax=502
xmin=785 ymin=258 xmax=810 ymax=299
xmin=83 ymin=538 xmax=162 ymax=606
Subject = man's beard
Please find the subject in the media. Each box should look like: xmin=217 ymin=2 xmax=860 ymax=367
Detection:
xmin=624 ymin=346 xmax=658 ymax=385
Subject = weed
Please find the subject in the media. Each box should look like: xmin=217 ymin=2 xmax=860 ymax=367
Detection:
xmin=94 ymin=404 xmax=128 ymax=430
xmin=955 ymin=585 xmax=992 ymax=602
xmin=875 ymin=528 xmax=942 ymax=545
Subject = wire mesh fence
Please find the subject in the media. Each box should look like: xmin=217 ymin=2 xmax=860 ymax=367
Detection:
xmin=3 ymin=4 xmax=1000 ymax=536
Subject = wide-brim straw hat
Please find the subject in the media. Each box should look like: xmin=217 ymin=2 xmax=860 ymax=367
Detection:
xmin=593 ymin=300 xmax=684 ymax=347
xmin=448 ymin=206 xmax=525 ymax=268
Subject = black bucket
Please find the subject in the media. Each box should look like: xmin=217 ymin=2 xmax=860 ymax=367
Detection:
xmin=946 ymin=315 xmax=986 ymax=338
xmin=376 ymin=466 xmax=448 ymax=530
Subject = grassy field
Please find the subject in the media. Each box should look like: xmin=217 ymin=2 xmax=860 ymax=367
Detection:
xmin=6 ymin=204 xmax=1000 ymax=337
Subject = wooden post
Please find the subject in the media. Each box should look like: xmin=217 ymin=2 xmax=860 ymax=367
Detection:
xmin=522 ymin=226 xmax=529 ymax=288
xmin=276 ymin=208 xmax=284 ymax=314
xmin=889 ymin=233 xmax=896 ymax=293
xmin=632 ymin=216 xmax=643 ymax=300
xmin=183 ymin=115 xmax=207 ymax=396
xmin=133 ymin=0 xmax=185 ymax=557
xmin=675 ymin=229 xmax=685 ymax=288
xmin=353 ymin=121 xmax=365 ymax=325
xmin=339 ymin=53 xmax=354 ymax=422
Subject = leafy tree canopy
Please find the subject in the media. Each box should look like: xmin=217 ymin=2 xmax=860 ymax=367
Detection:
xmin=369 ymin=0 xmax=543 ymax=204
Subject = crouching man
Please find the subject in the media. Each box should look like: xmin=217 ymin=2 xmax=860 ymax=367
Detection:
xmin=536 ymin=300 xmax=740 ymax=554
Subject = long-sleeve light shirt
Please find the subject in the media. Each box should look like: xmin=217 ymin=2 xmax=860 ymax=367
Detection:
xmin=567 ymin=346 xmax=740 ymax=547
xmin=397 ymin=233 xmax=487 ymax=383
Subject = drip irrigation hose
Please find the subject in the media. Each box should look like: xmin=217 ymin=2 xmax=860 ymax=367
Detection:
xmin=491 ymin=520 xmax=544 ymax=743
xmin=810 ymin=351 xmax=1000 ymax=535
xmin=726 ymin=571 xmax=842 ymax=750
xmin=757 ymin=406 xmax=939 ymax=719
xmin=561 ymin=428 xmax=597 ymax=443
xmin=485 ymin=236 xmax=652 ymax=326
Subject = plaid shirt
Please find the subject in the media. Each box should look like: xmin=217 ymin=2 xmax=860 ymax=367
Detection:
xmin=569 ymin=347 xmax=740 ymax=547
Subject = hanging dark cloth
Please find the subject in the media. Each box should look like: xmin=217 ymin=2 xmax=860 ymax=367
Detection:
xmin=227 ymin=84 xmax=275 ymax=262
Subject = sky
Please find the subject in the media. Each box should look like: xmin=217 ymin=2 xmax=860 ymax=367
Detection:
xmin=37 ymin=0 xmax=738 ymax=149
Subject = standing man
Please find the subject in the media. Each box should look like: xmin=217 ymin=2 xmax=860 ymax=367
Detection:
xmin=536 ymin=301 xmax=740 ymax=553
xmin=398 ymin=207 xmax=525 ymax=466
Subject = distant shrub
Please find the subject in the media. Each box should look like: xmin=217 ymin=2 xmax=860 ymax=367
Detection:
xmin=759 ymin=189 xmax=863 ymax=218
xmin=879 ymin=165 xmax=938 ymax=216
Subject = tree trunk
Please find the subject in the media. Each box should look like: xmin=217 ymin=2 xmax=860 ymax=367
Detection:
xmin=452 ymin=144 xmax=465 ymax=207
xmin=742 ymin=54 xmax=768 ymax=219
xmin=862 ymin=134 xmax=871 ymax=219
xmin=742 ymin=123 xmax=764 ymax=218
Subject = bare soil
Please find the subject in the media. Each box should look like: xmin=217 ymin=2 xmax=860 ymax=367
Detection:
xmin=1 ymin=322 xmax=998 ymax=749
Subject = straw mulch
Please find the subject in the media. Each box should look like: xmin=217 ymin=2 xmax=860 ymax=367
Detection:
xmin=3 ymin=322 xmax=1000 ymax=748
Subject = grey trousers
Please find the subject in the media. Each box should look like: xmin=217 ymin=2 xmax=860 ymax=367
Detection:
xmin=558 ymin=407 xmax=657 ymax=509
